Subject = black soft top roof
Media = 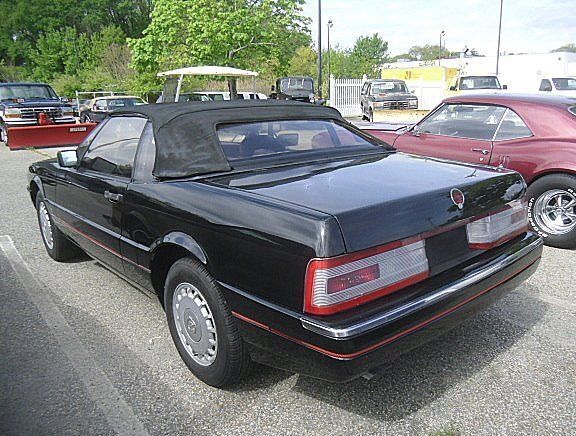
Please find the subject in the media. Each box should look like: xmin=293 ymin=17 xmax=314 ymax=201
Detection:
xmin=113 ymin=100 xmax=344 ymax=178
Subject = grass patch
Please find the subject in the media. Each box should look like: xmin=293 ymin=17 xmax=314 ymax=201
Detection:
xmin=429 ymin=427 xmax=461 ymax=436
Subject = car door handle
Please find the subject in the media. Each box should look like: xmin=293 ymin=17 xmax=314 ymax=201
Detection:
xmin=104 ymin=190 xmax=123 ymax=203
xmin=471 ymin=148 xmax=490 ymax=155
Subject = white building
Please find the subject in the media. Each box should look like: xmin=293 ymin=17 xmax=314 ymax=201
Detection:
xmin=382 ymin=52 xmax=576 ymax=93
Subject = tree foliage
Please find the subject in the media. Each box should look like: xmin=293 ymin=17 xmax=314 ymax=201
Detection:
xmin=0 ymin=0 xmax=151 ymax=66
xmin=347 ymin=34 xmax=389 ymax=77
xmin=129 ymin=0 xmax=310 ymax=92
xmin=551 ymin=43 xmax=576 ymax=53
xmin=287 ymin=33 xmax=389 ymax=84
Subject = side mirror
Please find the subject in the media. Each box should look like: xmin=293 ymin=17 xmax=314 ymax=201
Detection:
xmin=449 ymin=86 xmax=456 ymax=91
xmin=93 ymin=105 xmax=98 ymax=111
xmin=57 ymin=150 xmax=78 ymax=167
xmin=502 ymin=84 xmax=508 ymax=90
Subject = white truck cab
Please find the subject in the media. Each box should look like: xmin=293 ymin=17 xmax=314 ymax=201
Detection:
xmin=448 ymin=75 xmax=507 ymax=96
xmin=538 ymin=77 xmax=576 ymax=97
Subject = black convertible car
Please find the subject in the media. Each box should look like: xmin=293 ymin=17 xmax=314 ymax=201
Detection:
xmin=28 ymin=100 xmax=542 ymax=387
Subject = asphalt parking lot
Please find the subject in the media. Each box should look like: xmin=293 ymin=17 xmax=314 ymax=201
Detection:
xmin=0 ymin=144 xmax=575 ymax=436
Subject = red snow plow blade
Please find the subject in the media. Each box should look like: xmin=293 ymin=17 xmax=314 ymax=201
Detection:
xmin=6 ymin=123 xmax=97 ymax=150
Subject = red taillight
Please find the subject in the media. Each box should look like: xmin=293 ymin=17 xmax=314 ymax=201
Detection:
xmin=326 ymin=264 xmax=380 ymax=294
xmin=304 ymin=237 xmax=429 ymax=316
xmin=466 ymin=199 xmax=528 ymax=249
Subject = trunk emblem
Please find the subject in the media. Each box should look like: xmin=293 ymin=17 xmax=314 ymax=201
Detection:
xmin=450 ymin=188 xmax=465 ymax=210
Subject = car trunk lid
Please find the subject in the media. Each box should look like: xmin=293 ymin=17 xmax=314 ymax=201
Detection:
xmin=206 ymin=152 xmax=525 ymax=255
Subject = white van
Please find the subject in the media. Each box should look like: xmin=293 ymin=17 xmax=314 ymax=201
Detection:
xmin=538 ymin=77 xmax=576 ymax=97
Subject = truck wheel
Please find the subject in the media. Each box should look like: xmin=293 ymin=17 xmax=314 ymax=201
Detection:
xmin=527 ymin=174 xmax=576 ymax=249
xmin=36 ymin=193 xmax=83 ymax=261
xmin=0 ymin=122 xmax=7 ymax=144
xmin=164 ymin=258 xmax=253 ymax=387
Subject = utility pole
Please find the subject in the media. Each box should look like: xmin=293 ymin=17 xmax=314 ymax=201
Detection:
xmin=439 ymin=30 xmax=445 ymax=66
xmin=496 ymin=0 xmax=503 ymax=75
xmin=327 ymin=20 xmax=333 ymax=99
xmin=317 ymin=0 xmax=322 ymax=98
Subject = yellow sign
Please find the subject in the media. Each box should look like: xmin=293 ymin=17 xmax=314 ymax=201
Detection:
xmin=381 ymin=67 xmax=458 ymax=82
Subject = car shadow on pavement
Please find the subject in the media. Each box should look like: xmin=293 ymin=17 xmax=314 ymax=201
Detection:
xmin=288 ymin=285 xmax=547 ymax=422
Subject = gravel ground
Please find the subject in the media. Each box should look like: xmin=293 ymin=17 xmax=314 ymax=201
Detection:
xmin=0 ymin=145 xmax=574 ymax=436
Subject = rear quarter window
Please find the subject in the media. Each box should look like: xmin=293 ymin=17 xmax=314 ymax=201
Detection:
xmin=494 ymin=109 xmax=532 ymax=141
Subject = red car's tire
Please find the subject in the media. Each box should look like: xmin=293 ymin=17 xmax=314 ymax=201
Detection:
xmin=527 ymin=174 xmax=576 ymax=249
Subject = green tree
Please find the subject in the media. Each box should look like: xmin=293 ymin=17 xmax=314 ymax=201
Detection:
xmin=129 ymin=0 xmax=310 ymax=94
xmin=552 ymin=43 xmax=576 ymax=53
xmin=408 ymin=44 xmax=450 ymax=62
xmin=287 ymin=46 xmax=317 ymax=77
xmin=31 ymin=26 xmax=126 ymax=82
xmin=347 ymin=34 xmax=389 ymax=77
xmin=0 ymin=0 xmax=150 ymax=67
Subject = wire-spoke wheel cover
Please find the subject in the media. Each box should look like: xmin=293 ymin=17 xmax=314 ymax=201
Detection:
xmin=534 ymin=189 xmax=576 ymax=235
xmin=172 ymin=282 xmax=218 ymax=366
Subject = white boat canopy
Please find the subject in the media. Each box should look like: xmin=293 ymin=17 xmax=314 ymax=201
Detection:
xmin=157 ymin=66 xmax=259 ymax=102
xmin=157 ymin=66 xmax=259 ymax=78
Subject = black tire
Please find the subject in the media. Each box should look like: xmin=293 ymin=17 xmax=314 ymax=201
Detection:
xmin=0 ymin=121 xmax=7 ymax=144
xmin=35 ymin=193 xmax=83 ymax=261
xmin=164 ymin=258 xmax=252 ymax=387
xmin=360 ymin=104 xmax=367 ymax=121
xmin=526 ymin=173 xmax=576 ymax=249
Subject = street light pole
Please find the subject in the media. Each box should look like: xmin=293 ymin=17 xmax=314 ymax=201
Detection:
xmin=327 ymin=20 xmax=333 ymax=99
xmin=496 ymin=0 xmax=503 ymax=75
xmin=317 ymin=0 xmax=323 ymax=98
xmin=439 ymin=30 xmax=445 ymax=66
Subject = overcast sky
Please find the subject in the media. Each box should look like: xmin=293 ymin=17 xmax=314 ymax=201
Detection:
xmin=301 ymin=0 xmax=576 ymax=56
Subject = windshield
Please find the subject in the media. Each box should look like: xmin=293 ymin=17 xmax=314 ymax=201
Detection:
xmin=217 ymin=119 xmax=382 ymax=161
xmin=107 ymin=98 xmax=146 ymax=109
xmin=460 ymin=76 xmax=501 ymax=90
xmin=0 ymin=84 xmax=58 ymax=100
xmin=371 ymin=82 xmax=407 ymax=94
xmin=552 ymin=78 xmax=576 ymax=91
xmin=280 ymin=78 xmax=313 ymax=92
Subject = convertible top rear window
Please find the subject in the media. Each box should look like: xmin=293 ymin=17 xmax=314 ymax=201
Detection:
xmin=217 ymin=119 xmax=380 ymax=161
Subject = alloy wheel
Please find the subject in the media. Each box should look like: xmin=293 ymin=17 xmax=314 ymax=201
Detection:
xmin=533 ymin=189 xmax=576 ymax=235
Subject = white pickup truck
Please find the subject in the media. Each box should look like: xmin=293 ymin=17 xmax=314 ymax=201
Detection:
xmin=447 ymin=75 xmax=507 ymax=96
xmin=538 ymin=77 xmax=576 ymax=97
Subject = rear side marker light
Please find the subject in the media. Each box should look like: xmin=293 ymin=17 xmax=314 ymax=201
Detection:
xmin=467 ymin=199 xmax=528 ymax=250
xmin=305 ymin=238 xmax=429 ymax=316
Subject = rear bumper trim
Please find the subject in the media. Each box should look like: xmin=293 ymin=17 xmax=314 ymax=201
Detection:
xmin=235 ymin=253 xmax=540 ymax=361
xmin=301 ymin=237 xmax=543 ymax=339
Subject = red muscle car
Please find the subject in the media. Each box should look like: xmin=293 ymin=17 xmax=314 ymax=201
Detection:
xmin=363 ymin=94 xmax=576 ymax=249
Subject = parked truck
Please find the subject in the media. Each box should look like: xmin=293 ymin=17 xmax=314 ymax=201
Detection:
xmin=0 ymin=82 xmax=95 ymax=149
xmin=447 ymin=75 xmax=507 ymax=95
xmin=538 ymin=76 xmax=576 ymax=97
